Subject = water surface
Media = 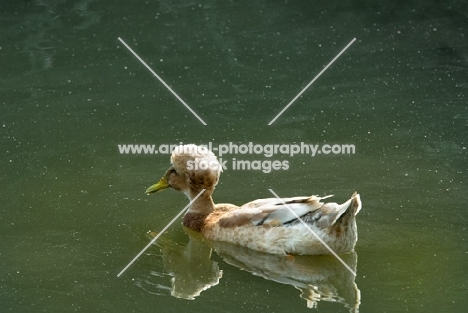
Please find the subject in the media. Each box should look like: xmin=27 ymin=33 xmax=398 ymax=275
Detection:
xmin=1 ymin=1 xmax=467 ymax=312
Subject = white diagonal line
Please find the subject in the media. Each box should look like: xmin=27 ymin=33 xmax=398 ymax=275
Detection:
xmin=268 ymin=188 xmax=356 ymax=277
xmin=268 ymin=38 xmax=356 ymax=125
xmin=117 ymin=189 xmax=206 ymax=277
xmin=117 ymin=37 xmax=207 ymax=125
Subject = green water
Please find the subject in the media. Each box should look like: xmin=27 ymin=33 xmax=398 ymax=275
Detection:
xmin=1 ymin=0 xmax=467 ymax=312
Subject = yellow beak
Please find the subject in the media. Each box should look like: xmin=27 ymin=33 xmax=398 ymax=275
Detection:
xmin=146 ymin=175 xmax=170 ymax=194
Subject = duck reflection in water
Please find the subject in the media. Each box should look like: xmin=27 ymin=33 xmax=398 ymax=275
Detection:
xmin=138 ymin=228 xmax=360 ymax=312
xmin=158 ymin=230 xmax=222 ymax=300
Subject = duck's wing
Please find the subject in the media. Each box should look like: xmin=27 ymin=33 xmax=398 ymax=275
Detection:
xmin=218 ymin=195 xmax=333 ymax=228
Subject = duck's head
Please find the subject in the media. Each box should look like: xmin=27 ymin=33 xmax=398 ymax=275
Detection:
xmin=146 ymin=144 xmax=222 ymax=200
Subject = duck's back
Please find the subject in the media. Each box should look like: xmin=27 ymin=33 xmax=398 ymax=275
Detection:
xmin=201 ymin=194 xmax=361 ymax=255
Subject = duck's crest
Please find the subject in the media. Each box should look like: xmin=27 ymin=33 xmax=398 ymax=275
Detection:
xmin=171 ymin=144 xmax=222 ymax=188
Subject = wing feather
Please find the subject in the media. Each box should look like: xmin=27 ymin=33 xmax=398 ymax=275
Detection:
xmin=218 ymin=195 xmax=334 ymax=227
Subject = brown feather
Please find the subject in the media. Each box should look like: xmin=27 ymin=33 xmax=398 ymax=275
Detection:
xmin=183 ymin=212 xmax=207 ymax=232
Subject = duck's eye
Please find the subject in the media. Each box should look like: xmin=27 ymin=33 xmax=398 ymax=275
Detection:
xmin=168 ymin=168 xmax=178 ymax=175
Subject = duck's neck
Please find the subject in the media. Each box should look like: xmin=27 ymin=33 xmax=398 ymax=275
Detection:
xmin=185 ymin=190 xmax=214 ymax=216
xmin=183 ymin=189 xmax=215 ymax=232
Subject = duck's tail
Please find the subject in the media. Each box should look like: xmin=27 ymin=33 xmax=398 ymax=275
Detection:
xmin=332 ymin=192 xmax=361 ymax=227
xmin=350 ymin=192 xmax=362 ymax=216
